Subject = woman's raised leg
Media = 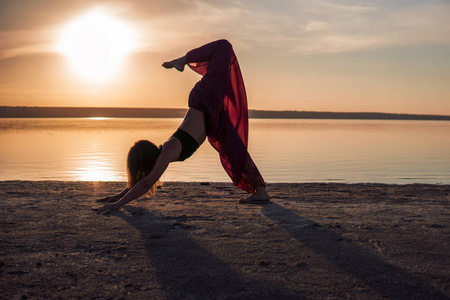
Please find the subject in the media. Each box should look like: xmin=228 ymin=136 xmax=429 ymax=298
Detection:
xmin=162 ymin=56 xmax=186 ymax=72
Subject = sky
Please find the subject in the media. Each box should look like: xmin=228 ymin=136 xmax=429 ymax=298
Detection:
xmin=0 ymin=0 xmax=449 ymax=115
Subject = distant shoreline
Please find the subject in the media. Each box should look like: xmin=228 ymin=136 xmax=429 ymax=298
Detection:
xmin=1 ymin=106 xmax=449 ymax=121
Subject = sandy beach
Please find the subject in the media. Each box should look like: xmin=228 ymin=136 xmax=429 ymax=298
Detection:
xmin=1 ymin=181 xmax=449 ymax=299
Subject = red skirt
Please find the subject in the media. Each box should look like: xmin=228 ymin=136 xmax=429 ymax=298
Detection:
xmin=185 ymin=40 xmax=264 ymax=193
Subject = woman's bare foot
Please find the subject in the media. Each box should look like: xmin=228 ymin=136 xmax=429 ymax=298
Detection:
xmin=239 ymin=186 xmax=270 ymax=204
xmin=162 ymin=56 xmax=186 ymax=72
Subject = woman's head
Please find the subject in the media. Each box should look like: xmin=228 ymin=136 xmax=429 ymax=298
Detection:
xmin=127 ymin=140 xmax=162 ymax=193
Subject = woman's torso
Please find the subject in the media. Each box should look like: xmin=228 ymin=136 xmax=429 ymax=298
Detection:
xmin=178 ymin=108 xmax=207 ymax=146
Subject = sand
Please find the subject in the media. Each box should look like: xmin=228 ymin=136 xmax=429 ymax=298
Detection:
xmin=1 ymin=181 xmax=449 ymax=299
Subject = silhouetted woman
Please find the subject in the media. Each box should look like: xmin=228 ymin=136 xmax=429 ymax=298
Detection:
xmin=93 ymin=39 xmax=269 ymax=211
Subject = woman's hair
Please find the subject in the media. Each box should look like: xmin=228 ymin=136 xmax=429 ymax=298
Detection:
xmin=127 ymin=140 xmax=162 ymax=195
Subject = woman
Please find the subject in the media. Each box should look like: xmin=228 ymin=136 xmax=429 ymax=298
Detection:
xmin=93 ymin=39 xmax=269 ymax=211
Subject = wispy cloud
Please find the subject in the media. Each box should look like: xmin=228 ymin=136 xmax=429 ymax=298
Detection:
xmin=220 ymin=0 xmax=450 ymax=54
xmin=0 ymin=0 xmax=449 ymax=58
xmin=140 ymin=0 xmax=450 ymax=54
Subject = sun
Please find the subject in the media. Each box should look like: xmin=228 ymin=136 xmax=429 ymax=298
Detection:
xmin=58 ymin=9 xmax=136 ymax=82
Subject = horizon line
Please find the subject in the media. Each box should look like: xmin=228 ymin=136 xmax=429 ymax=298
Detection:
xmin=1 ymin=105 xmax=449 ymax=117
xmin=1 ymin=106 xmax=449 ymax=120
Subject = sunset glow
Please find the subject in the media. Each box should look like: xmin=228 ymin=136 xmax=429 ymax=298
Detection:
xmin=1 ymin=1 xmax=449 ymax=114
xmin=57 ymin=9 xmax=136 ymax=82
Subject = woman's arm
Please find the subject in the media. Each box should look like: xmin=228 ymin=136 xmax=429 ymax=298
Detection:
xmin=92 ymin=139 xmax=181 ymax=211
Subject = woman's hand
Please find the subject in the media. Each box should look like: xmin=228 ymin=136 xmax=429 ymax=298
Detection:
xmin=95 ymin=188 xmax=130 ymax=203
xmin=95 ymin=196 xmax=118 ymax=203
xmin=92 ymin=203 xmax=121 ymax=212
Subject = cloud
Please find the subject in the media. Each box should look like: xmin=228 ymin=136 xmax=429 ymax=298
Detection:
xmin=142 ymin=0 xmax=450 ymax=54
xmin=224 ymin=0 xmax=450 ymax=54
xmin=1 ymin=0 xmax=449 ymax=59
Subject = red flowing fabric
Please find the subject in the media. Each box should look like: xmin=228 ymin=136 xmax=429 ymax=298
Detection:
xmin=185 ymin=39 xmax=256 ymax=193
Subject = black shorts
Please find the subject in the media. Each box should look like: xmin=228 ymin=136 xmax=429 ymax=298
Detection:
xmin=171 ymin=129 xmax=199 ymax=161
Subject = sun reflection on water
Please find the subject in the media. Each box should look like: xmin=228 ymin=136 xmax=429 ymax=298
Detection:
xmin=88 ymin=117 xmax=110 ymax=120
xmin=70 ymin=157 xmax=123 ymax=181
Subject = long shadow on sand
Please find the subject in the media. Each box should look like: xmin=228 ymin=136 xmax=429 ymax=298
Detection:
xmin=262 ymin=203 xmax=447 ymax=300
xmin=112 ymin=208 xmax=305 ymax=299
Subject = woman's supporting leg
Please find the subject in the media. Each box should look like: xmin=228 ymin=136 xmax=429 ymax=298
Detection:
xmin=239 ymin=154 xmax=270 ymax=203
xmin=244 ymin=153 xmax=265 ymax=189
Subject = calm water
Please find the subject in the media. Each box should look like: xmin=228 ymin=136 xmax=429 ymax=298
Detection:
xmin=0 ymin=118 xmax=449 ymax=184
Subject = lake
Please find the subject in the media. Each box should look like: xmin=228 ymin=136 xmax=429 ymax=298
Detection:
xmin=0 ymin=118 xmax=449 ymax=184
